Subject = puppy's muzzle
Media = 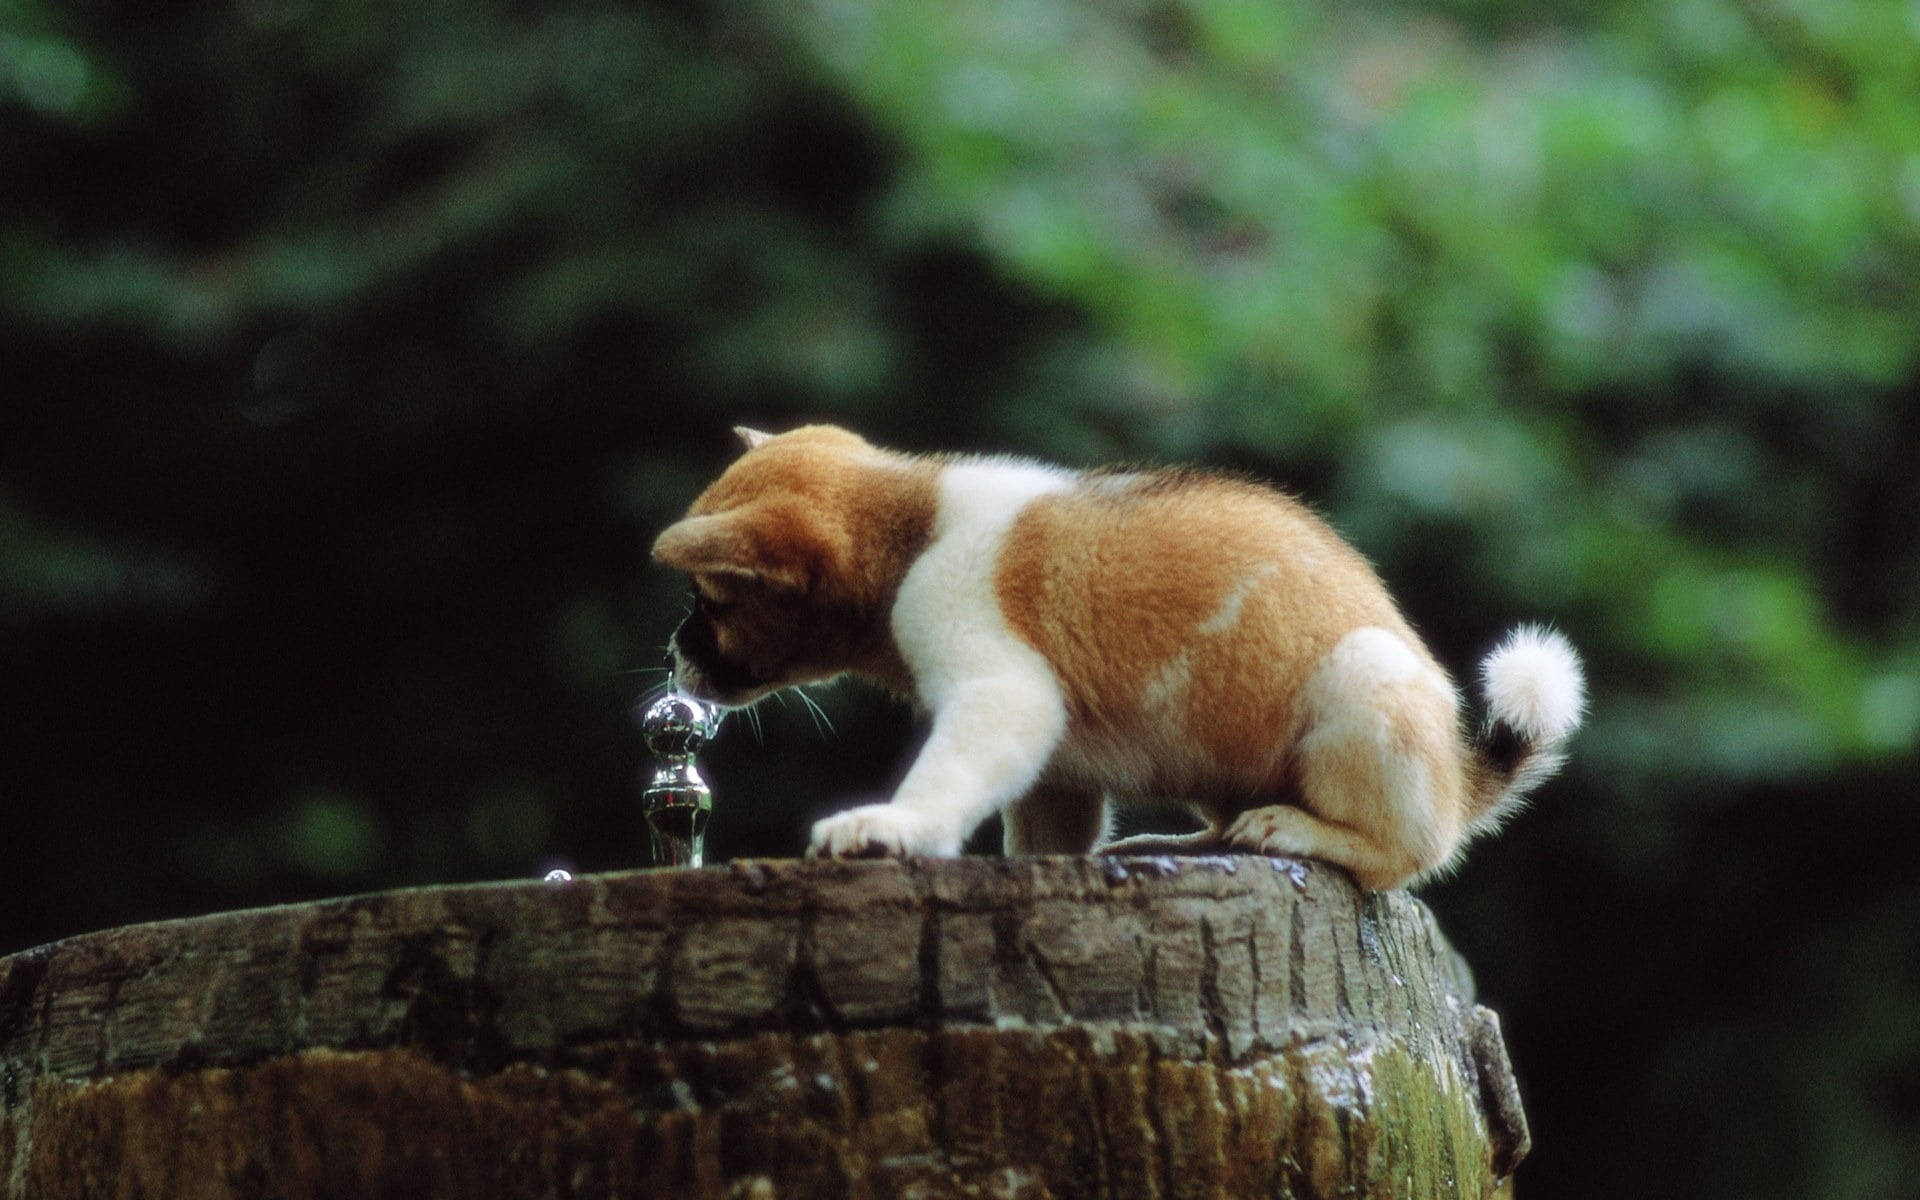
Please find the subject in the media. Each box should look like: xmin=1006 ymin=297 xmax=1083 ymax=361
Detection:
xmin=668 ymin=611 xmax=765 ymax=704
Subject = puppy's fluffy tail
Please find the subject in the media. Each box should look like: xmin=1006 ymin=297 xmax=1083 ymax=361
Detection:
xmin=1466 ymin=625 xmax=1586 ymax=830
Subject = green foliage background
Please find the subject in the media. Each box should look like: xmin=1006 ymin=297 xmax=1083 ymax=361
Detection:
xmin=4 ymin=1 xmax=1918 ymax=1195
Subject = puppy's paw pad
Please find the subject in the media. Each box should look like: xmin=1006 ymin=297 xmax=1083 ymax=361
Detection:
xmin=808 ymin=805 xmax=929 ymax=859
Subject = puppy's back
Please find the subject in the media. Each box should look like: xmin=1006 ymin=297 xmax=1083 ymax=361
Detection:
xmin=993 ymin=471 xmax=1431 ymax=778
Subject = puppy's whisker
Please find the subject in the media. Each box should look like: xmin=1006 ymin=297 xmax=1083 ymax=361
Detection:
xmin=626 ymin=679 xmax=673 ymax=709
xmin=795 ymin=688 xmax=835 ymax=739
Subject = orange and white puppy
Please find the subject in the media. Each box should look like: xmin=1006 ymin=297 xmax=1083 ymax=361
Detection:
xmin=653 ymin=425 xmax=1584 ymax=890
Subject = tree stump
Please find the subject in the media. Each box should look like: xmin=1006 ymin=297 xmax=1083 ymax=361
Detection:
xmin=0 ymin=857 xmax=1528 ymax=1199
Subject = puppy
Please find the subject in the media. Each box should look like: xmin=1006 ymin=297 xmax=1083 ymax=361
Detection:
xmin=653 ymin=425 xmax=1583 ymax=890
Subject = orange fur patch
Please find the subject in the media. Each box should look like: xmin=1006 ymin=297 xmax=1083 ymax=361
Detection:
xmin=995 ymin=474 xmax=1436 ymax=805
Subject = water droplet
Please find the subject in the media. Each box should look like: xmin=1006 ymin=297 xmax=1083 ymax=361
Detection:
xmin=543 ymin=868 xmax=573 ymax=883
xmin=1391 ymin=974 xmax=1405 ymax=988
xmin=1217 ymin=856 xmax=1239 ymax=874
xmin=1273 ymin=857 xmax=1310 ymax=892
xmin=1099 ymin=858 xmax=1130 ymax=885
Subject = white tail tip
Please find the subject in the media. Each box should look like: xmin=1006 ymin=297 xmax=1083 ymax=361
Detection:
xmin=1480 ymin=625 xmax=1586 ymax=742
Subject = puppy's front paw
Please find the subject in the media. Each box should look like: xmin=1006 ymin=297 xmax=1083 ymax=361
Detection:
xmin=808 ymin=804 xmax=944 ymax=859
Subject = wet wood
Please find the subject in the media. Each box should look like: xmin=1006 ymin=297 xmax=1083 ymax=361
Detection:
xmin=0 ymin=856 xmax=1528 ymax=1198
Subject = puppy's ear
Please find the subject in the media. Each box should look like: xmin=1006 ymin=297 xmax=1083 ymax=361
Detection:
xmin=651 ymin=512 xmax=808 ymax=592
xmin=734 ymin=426 xmax=775 ymax=452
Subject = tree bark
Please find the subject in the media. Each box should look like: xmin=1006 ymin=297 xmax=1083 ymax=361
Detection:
xmin=0 ymin=856 xmax=1528 ymax=1199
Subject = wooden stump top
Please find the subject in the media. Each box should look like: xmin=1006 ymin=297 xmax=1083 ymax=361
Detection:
xmin=0 ymin=856 xmax=1529 ymax=1199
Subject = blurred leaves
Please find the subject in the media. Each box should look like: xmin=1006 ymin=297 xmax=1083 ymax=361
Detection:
xmin=0 ymin=490 xmax=210 ymax=624
xmin=284 ymin=788 xmax=386 ymax=878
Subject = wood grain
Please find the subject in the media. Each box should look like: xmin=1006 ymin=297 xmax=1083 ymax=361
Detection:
xmin=0 ymin=856 xmax=1529 ymax=1198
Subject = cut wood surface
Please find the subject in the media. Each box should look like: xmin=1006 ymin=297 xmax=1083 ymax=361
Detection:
xmin=0 ymin=856 xmax=1528 ymax=1199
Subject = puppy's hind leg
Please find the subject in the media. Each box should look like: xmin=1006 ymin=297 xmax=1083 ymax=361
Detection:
xmin=1228 ymin=627 xmax=1465 ymax=892
xmin=1095 ymin=828 xmax=1227 ymax=856
xmin=1003 ymin=783 xmax=1109 ymax=855
xmin=1225 ymin=805 xmax=1416 ymax=891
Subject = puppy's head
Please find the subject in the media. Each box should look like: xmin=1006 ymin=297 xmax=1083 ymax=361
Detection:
xmin=652 ymin=425 xmax=877 ymax=707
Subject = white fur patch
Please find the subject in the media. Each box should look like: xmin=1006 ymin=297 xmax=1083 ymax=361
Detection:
xmin=1312 ymin=626 xmax=1445 ymax=697
xmin=1479 ymin=625 xmax=1585 ymax=742
xmin=894 ymin=457 xmax=1075 ymax=707
xmin=810 ymin=457 xmax=1074 ymax=857
xmin=1299 ymin=630 xmax=1452 ymax=838
xmin=1195 ymin=563 xmax=1277 ymax=636
xmin=1287 ymin=626 xmax=1460 ymax=879
xmin=1141 ymin=650 xmax=1193 ymax=709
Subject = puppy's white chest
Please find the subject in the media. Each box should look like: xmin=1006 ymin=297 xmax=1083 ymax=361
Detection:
xmin=891 ymin=460 xmax=1072 ymax=708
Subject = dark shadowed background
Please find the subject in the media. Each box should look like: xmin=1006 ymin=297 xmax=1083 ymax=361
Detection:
xmin=4 ymin=1 xmax=1918 ymax=1196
